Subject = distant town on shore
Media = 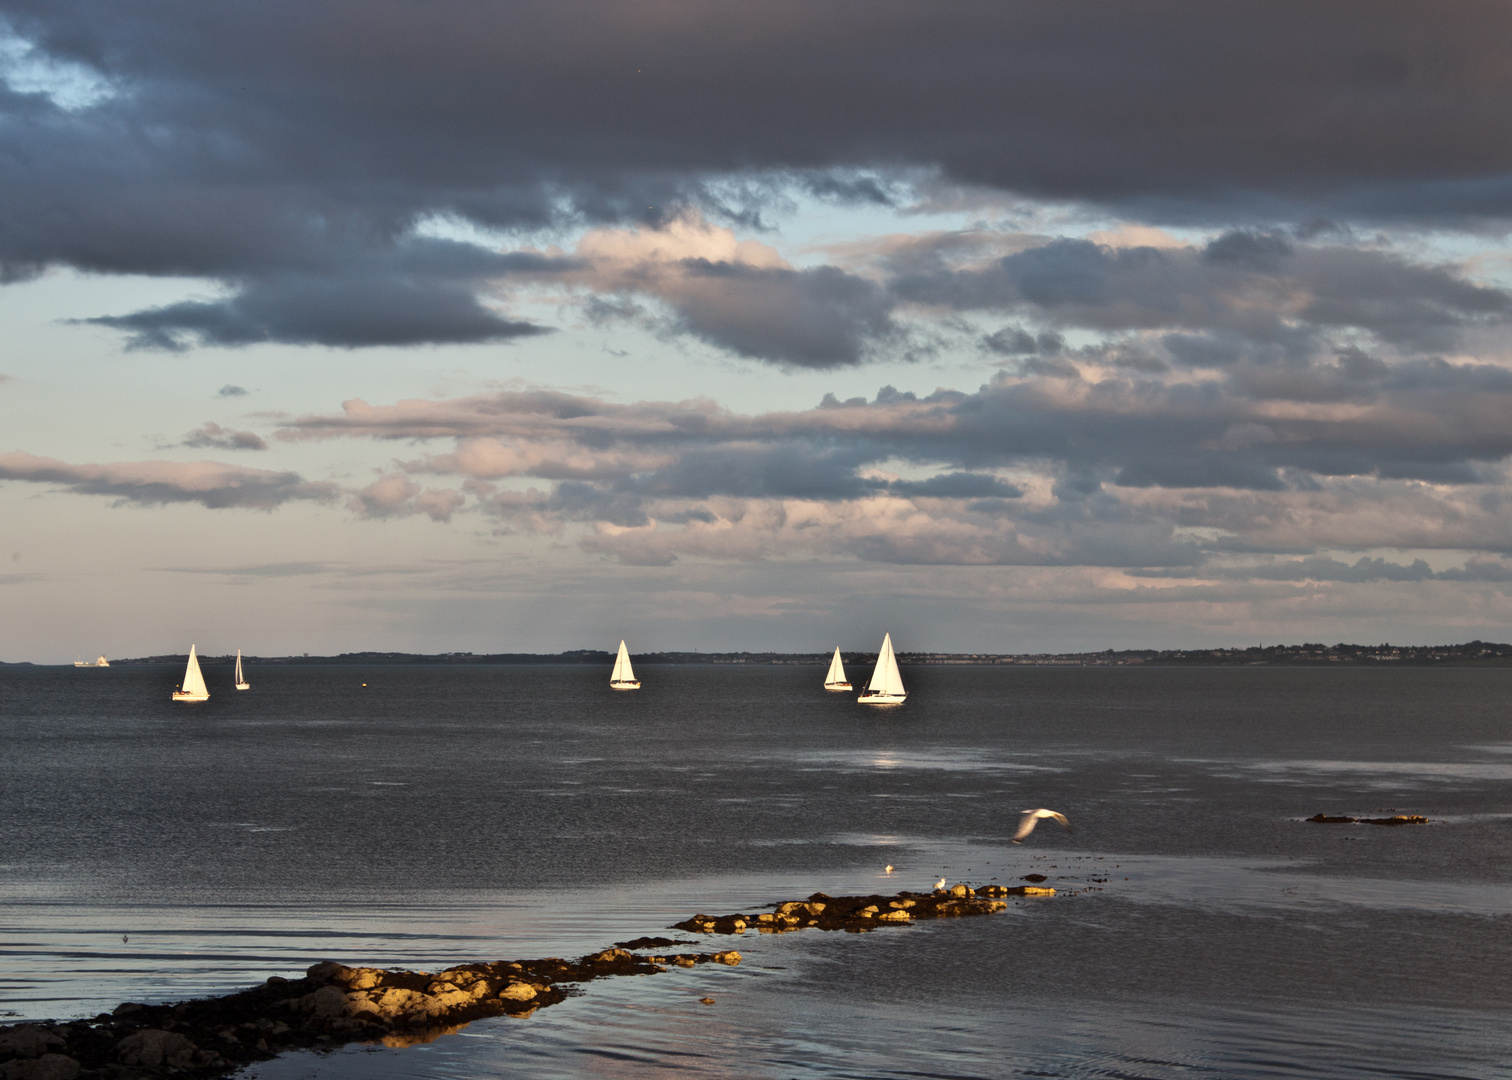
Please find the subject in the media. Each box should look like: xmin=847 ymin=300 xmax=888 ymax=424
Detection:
xmin=49 ymin=640 xmax=1512 ymax=667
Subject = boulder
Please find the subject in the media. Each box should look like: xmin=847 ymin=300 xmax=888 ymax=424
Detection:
xmin=297 ymin=985 xmax=349 ymax=1018
xmin=876 ymin=910 xmax=911 ymax=922
xmin=0 ymin=1054 xmax=81 ymax=1080
xmin=343 ymin=992 xmax=383 ymax=1019
xmin=948 ymin=884 xmax=971 ymax=897
xmin=0 ymin=1027 xmax=64 ymax=1059
xmin=406 ymin=990 xmax=475 ymax=1022
xmin=498 ymin=982 xmax=538 ymax=1001
xmin=115 ymin=1030 xmax=198 ymax=1068
xmin=373 ymin=987 xmax=428 ymax=1019
xmin=339 ymin=967 xmax=384 ymax=991
xmin=305 ymin=961 xmax=355 ymax=984
xmin=711 ymin=951 xmax=741 ymax=966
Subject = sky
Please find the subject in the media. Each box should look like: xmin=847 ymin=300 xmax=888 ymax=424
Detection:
xmin=5 ymin=0 xmax=1512 ymax=660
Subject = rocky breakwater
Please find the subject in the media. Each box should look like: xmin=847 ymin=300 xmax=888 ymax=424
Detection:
xmin=0 ymin=948 xmax=741 ymax=1080
xmin=673 ymin=883 xmax=1054 ymax=936
xmin=1307 ymin=813 xmax=1430 ymax=825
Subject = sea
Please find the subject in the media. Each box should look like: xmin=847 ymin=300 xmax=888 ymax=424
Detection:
xmin=1 ymin=662 xmax=1509 ymax=1079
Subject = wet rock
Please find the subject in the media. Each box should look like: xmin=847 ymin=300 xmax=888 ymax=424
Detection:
xmin=0 ymin=1027 xmax=64 ymax=1059
xmin=1022 ymin=873 xmax=1048 ymax=883
xmin=676 ymin=886 xmax=1015 ymax=936
xmin=613 ymin=936 xmax=686 ymax=950
xmin=294 ymin=986 xmax=349 ymax=1018
xmin=0 ymin=1054 xmax=81 ymax=1080
xmin=116 ymin=1029 xmax=199 ymax=1068
xmin=498 ymin=983 xmax=537 ymax=1002
xmin=711 ymin=951 xmax=741 ymax=966
xmin=1362 ymin=815 xmax=1429 ymax=826
xmin=1308 ymin=814 xmax=1357 ymax=823
xmin=373 ymin=987 xmax=427 ymax=1019
xmin=305 ymin=961 xmax=354 ymax=984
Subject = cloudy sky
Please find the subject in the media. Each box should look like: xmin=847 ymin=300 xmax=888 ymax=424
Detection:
xmin=5 ymin=0 xmax=1512 ymax=660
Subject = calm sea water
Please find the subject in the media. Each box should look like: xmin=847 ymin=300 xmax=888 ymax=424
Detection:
xmin=1 ymin=663 xmax=1509 ymax=1078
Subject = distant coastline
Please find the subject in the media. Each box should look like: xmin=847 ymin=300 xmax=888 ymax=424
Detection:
xmin=17 ymin=640 xmax=1512 ymax=667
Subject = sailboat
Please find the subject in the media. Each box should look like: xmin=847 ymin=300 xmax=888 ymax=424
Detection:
xmin=171 ymin=644 xmax=210 ymax=702
xmin=609 ymin=639 xmax=640 ymax=690
xmin=823 ymin=646 xmax=852 ymax=691
xmin=234 ymin=649 xmax=250 ymax=691
xmin=857 ymin=632 xmax=906 ymax=705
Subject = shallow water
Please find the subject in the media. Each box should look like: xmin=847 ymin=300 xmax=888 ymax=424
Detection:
xmin=2 ymin=663 xmax=1510 ymax=1077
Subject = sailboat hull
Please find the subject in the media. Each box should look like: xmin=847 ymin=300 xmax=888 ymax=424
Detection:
xmin=824 ymin=682 xmax=852 ymax=691
xmin=235 ymin=683 xmax=250 ymax=691
xmin=610 ymin=680 xmax=640 ymax=690
xmin=171 ymin=691 xmax=210 ymax=702
xmin=857 ymin=691 xmax=906 ymax=705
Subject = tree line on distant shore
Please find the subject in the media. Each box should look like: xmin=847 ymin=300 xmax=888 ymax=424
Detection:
xmin=74 ymin=640 xmax=1512 ymax=667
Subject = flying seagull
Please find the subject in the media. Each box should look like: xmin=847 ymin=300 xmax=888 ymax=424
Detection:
xmin=1012 ymin=809 xmax=1071 ymax=844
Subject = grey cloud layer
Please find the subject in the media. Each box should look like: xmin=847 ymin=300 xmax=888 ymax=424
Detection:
xmin=7 ymin=1 xmax=1512 ymax=353
xmin=268 ymin=351 xmax=1512 ymax=566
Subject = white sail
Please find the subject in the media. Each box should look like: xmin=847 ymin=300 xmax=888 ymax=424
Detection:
xmin=234 ymin=648 xmax=249 ymax=690
xmin=610 ymin=639 xmax=640 ymax=688
xmin=173 ymin=644 xmax=210 ymax=701
xmin=859 ymin=633 xmax=906 ymax=704
xmin=824 ymin=646 xmax=850 ymax=689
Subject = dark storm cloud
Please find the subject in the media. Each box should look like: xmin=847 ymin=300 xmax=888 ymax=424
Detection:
xmin=79 ymin=244 xmax=566 ymax=349
xmin=891 ymin=235 xmax=1510 ymax=354
xmin=7 ymin=1 xmax=1512 ymax=350
xmin=664 ymin=260 xmax=895 ymax=368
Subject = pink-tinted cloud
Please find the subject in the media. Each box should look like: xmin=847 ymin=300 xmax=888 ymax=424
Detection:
xmin=349 ymin=473 xmax=466 ymax=521
xmin=0 ymin=451 xmax=336 ymax=509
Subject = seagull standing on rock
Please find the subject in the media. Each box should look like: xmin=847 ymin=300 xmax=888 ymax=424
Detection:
xmin=1012 ymin=809 xmax=1072 ymax=844
xmin=933 ymin=877 xmax=946 ymax=890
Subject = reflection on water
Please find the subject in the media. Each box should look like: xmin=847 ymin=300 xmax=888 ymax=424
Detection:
xmin=2 ymin=663 xmax=1510 ymax=1077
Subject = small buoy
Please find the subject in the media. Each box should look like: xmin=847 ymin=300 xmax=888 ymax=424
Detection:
xmin=362 ymin=683 xmax=367 ymax=687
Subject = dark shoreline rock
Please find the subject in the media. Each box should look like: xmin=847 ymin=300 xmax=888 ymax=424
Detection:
xmin=672 ymin=883 xmax=1047 ymax=936
xmin=0 ymin=947 xmax=739 ymax=1079
xmin=0 ymin=885 xmax=1032 ymax=1079
xmin=1307 ymin=813 xmax=1430 ymax=825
